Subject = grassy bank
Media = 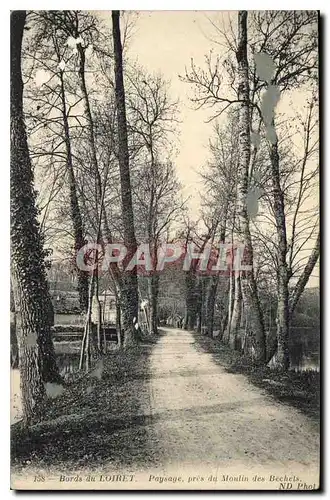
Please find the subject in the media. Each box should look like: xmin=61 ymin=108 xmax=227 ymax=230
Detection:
xmin=193 ymin=332 xmax=320 ymax=423
xmin=11 ymin=337 xmax=159 ymax=474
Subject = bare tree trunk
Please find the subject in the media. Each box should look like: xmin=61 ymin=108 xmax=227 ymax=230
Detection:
xmin=223 ymin=226 xmax=235 ymax=343
xmin=196 ymin=308 xmax=202 ymax=333
xmin=290 ymin=232 xmax=320 ymax=316
xmin=112 ymin=11 xmax=139 ymax=347
xmin=195 ymin=278 xmax=204 ymax=333
xmin=266 ymin=252 xmax=320 ymax=369
xmin=11 ymin=270 xmax=45 ymax=424
xmin=80 ymin=275 xmax=100 ymax=370
xmin=195 ymin=279 xmax=203 ymax=333
xmin=94 ymin=277 xmax=103 ymax=352
xmin=269 ymin=139 xmax=290 ymax=369
xmin=204 ymin=276 xmax=219 ymax=336
xmin=218 ymin=280 xmax=230 ymax=340
xmin=148 ymin=274 xmax=159 ymax=335
xmin=77 ymin=33 xmax=117 ymax=252
xmin=205 ymin=208 xmax=227 ymax=337
xmin=183 ymin=310 xmax=189 ymax=330
xmin=229 ymin=275 xmax=242 ymax=348
xmin=184 ymin=270 xmax=197 ymax=330
xmin=58 ymin=65 xmax=88 ymax=312
xmin=225 ymin=270 xmax=235 ymax=339
xmin=11 ymin=11 xmax=61 ymax=423
xmin=77 ymin=43 xmax=104 ymax=213
xmin=276 ymin=276 xmax=290 ymax=369
xmin=115 ymin=290 xmax=122 ymax=347
xmin=236 ymin=10 xmax=265 ymax=363
xmin=10 ymin=278 xmax=19 ymax=368
xmin=266 ymin=232 xmax=320 ymax=365
xmin=221 ymin=307 xmax=228 ymax=339
xmin=79 ymin=177 xmax=107 ymax=370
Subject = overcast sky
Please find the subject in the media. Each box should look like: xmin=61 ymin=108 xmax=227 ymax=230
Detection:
xmin=125 ymin=11 xmax=224 ymax=211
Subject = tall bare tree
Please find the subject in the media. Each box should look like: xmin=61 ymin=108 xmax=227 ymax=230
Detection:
xmin=55 ymin=36 xmax=89 ymax=312
xmin=250 ymin=12 xmax=318 ymax=367
xmin=112 ymin=10 xmax=139 ymax=346
xmin=235 ymin=11 xmax=265 ymax=363
xmin=11 ymin=10 xmax=61 ymax=424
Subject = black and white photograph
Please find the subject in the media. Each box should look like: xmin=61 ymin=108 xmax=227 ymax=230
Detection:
xmin=10 ymin=9 xmax=320 ymax=490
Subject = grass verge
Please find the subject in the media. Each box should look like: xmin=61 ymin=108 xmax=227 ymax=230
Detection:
xmin=193 ymin=332 xmax=320 ymax=423
xmin=11 ymin=337 xmax=159 ymax=474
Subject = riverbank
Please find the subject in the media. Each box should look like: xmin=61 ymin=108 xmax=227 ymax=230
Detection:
xmin=193 ymin=333 xmax=320 ymax=422
xmin=11 ymin=338 xmax=158 ymax=474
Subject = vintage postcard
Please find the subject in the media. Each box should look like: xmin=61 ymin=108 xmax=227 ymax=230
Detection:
xmin=10 ymin=9 xmax=320 ymax=490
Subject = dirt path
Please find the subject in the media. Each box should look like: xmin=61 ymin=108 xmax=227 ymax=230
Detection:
xmin=11 ymin=327 xmax=320 ymax=490
xmin=142 ymin=327 xmax=319 ymax=489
